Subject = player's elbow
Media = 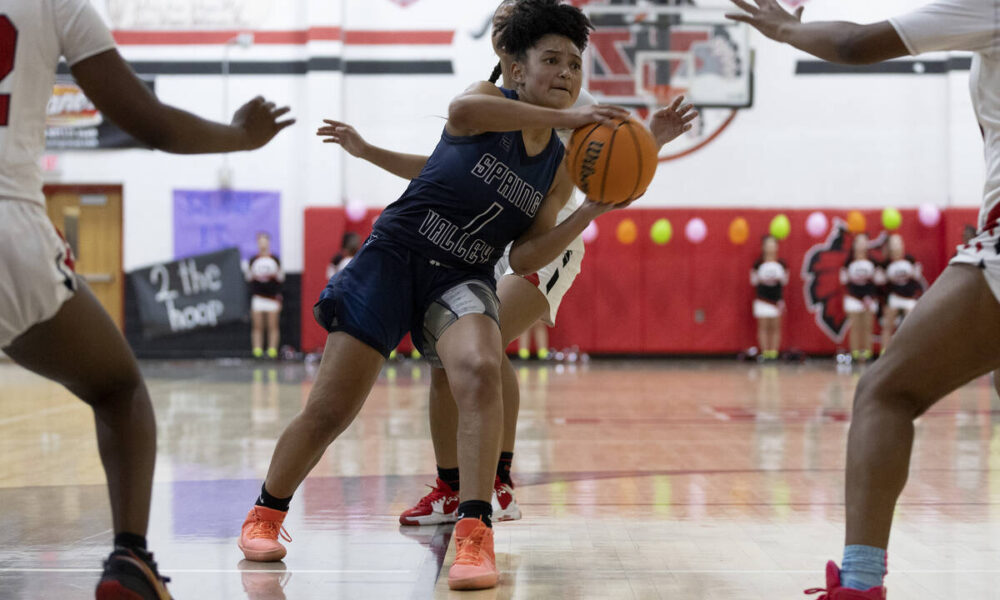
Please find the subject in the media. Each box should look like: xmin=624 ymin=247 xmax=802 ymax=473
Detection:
xmin=507 ymin=249 xmax=535 ymax=276
xmin=448 ymin=97 xmax=478 ymax=130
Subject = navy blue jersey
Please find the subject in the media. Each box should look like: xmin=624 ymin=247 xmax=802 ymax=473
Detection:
xmin=372 ymin=88 xmax=566 ymax=278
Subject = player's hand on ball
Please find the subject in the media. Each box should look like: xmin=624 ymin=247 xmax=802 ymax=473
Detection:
xmin=232 ymin=96 xmax=295 ymax=150
xmin=725 ymin=0 xmax=804 ymax=42
xmin=562 ymin=104 xmax=630 ymax=129
xmin=650 ymin=95 xmax=698 ymax=147
xmin=317 ymin=120 xmax=369 ymax=158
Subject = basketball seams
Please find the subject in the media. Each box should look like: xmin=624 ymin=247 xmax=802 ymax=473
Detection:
xmin=623 ymin=122 xmax=643 ymax=202
xmin=569 ymin=122 xmax=604 ymax=186
xmin=600 ymin=119 xmax=627 ymax=205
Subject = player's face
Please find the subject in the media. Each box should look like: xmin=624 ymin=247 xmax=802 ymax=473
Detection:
xmin=512 ymin=34 xmax=583 ymax=109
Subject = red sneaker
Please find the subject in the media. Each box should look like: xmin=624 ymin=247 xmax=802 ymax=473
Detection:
xmin=238 ymin=505 xmax=292 ymax=562
xmin=447 ymin=518 xmax=498 ymax=590
xmin=399 ymin=478 xmax=459 ymax=526
xmin=805 ymin=561 xmax=886 ymax=599
xmin=492 ymin=476 xmax=522 ymax=522
xmin=95 ymin=547 xmax=172 ymax=600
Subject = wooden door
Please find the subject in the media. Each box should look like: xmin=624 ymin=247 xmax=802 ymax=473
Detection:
xmin=43 ymin=185 xmax=124 ymax=329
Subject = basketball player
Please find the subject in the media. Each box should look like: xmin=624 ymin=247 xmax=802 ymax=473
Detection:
xmin=727 ymin=0 xmax=1000 ymax=597
xmin=318 ymin=0 xmax=696 ymax=527
xmin=841 ymin=233 xmax=878 ymax=363
xmin=750 ymin=234 xmax=788 ymax=361
xmin=0 ymin=1 xmax=293 ymax=598
xmin=878 ymin=234 xmax=922 ymax=352
xmin=247 ymin=232 xmax=285 ymax=359
xmin=238 ymin=1 xmax=631 ymax=590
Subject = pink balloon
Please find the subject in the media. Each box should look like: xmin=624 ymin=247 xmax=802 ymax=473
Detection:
xmin=918 ymin=203 xmax=941 ymax=227
xmin=345 ymin=200 xmax=367 ymax=222
xmin=685 ymin=217 xmax=707 ymax=243
xmin=806 ymin=211 xmax=828 ymax=238
xmin=582 ymin=221 xmax=598 ymax=243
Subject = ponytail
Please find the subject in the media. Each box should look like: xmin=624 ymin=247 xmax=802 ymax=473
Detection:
xmin=488 ymin=61 xmax=502 ymax=84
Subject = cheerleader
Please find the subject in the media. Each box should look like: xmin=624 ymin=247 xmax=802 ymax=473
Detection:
xmin=879 ymin=233 xmax=923 ymax=351
xmin=841 ymin=233 xmax=878 ymax=362
xmin=247 ymin=232 xmax=285 ymax=359
xmin=750 ymin=235 xmax=788 ymax=361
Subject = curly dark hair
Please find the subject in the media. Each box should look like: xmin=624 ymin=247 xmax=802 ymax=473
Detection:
xmin=495 ymin=0 xmax=593 ymax=61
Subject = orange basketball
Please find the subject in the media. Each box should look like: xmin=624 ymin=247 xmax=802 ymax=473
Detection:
xmin=566 ymin=117 xmax=659 ymax=205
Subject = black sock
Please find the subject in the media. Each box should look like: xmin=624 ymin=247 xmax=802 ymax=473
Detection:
xmin=496 ymin=452 xmax=513 ymax=486
xmin=456 ymin=500 xmax=492 ymax=528
xmin=113 ymin=532 xmax=147 ymax=553
xmin=437 ymin=466 xmax=460 ymax=492
xmin=256 ymin=483 xmax=292 ymax=512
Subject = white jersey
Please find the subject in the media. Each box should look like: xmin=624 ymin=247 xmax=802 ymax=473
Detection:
xmin=889 ymin=1 xmax=1000 ymax=229
xmin=554 ymin=88 xmax=599 ymax=225
xmin=0 ymin=0 xmax=115 ymax=205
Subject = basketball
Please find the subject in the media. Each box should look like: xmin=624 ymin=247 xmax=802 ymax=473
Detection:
xmin=567 ymin=117 xmax=659 ymax=205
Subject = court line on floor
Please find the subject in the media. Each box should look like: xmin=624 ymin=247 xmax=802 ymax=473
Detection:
xmin=6 ymin=567 xmax=1000 ymax=575
xmin=0 ymin=404 xmax=80 ymax=427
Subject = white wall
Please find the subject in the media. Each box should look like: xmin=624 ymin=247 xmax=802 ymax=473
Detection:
xmin=48 ymin=0 xmax=987 ymax=271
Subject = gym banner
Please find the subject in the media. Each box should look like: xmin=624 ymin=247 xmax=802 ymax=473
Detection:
xmin=45 ymin=78 xmax=154 ymax=150
xmin=128 ymin=248 xmax=248 ymax=339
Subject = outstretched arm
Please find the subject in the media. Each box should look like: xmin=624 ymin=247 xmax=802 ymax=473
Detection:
xmin=71 ymin=49 xmax=294 ymax=153
xmin=447 ymin=82 xmax=629 ymax=137
xmin=317 ymin=120 xmax=429 ymax=180
xmin=725 ymin=0 xmax=908 ymax=65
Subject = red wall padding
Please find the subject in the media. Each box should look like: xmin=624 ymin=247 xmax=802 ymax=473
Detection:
xmin=302 ymin=206 xmax=979 ymax=354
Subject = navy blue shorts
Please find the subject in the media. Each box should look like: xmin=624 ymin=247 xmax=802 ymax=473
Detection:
xmin=313 ymin=234 xmax=498 ymax=360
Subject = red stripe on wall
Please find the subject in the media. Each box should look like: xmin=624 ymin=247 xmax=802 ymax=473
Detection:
xmin=344 ymin=30 xmax=454 ymax=45
xmin=111 ymin=28 xmax=453 ymax=46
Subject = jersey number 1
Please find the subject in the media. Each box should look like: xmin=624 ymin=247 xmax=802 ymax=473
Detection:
xmin=0 ymin=16 xmax=17 ymax=127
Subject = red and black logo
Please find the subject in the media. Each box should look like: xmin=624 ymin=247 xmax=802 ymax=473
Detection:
xmin=801 ymin=219 xmax=851 ymax=342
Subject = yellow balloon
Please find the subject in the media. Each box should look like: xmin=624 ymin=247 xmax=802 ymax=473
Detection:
xmin=616 ymin=218 xmax=637 ymax=245
xmin=847 ymin=210 xmax=867 ymax=234
xmin=729 ymin=217 xmax=749 ymax=245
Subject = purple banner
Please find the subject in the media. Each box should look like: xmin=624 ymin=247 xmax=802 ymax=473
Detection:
xmin=173 ymin=190 xmax=281 ymax=261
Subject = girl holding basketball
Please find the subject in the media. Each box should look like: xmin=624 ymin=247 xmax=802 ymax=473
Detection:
xmin=319 ymin=0 xmax=696 ymax=528
xmin=841 ymin=233 xmax=878 ymax=363
xmin=878 ymin=233 xmax=923 ymax=352
xmin=240 ymin=1 xmax=632 ymax=590
xmin=750 ymin=234 xmax=788 ymax=361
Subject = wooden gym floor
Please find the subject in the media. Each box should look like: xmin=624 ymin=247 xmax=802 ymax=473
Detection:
xmin=1 ymin=358 xmax=998 ymax=599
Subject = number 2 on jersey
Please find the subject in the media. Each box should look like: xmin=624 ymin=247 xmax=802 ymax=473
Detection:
xmin=0 ymin=16 xmax=17 ymax=127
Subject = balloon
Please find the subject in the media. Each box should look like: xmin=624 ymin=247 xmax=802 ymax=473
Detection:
xmin=685 ymin=217 xmax=707 ymax=243
xmin=769 ymin=214 xmax=791 ymax=240
xmin=847 ymin=210 xmax=866 ymax=234
xmin=650 ymin=218 xmax=672 ymax=245
xmin=582 ymin=221 xmax=598 ymax=243
xmin=806 ymin=211 xmax=828 ymax=238
xmin=918 ymin=203 xmax=941 ymax=227
xmin=345 ymin=200 xmax=367 ymax=222
xmin=728 ymin=217 xmax=749 ymax=245
xmin=882 ymin=207 xmax=902 ymax=230
xmin=616 ymin=218 xmax=637 ymax=245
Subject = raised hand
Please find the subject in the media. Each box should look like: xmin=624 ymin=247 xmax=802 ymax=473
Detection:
xmin=316 ymin=120 xmax=369 ymax=158
xmin=725 ymin=0 xmax=804 ymax=42
xmin=231 ymin=96 xmax=295 ymax=150
xmin=650 ymin=95 xmax=699 ymax=147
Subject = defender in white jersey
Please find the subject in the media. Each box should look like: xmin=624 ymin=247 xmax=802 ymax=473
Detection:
xmin=727 ymin=0 xmax=1000 ymax=597
xmin=318 ymin=0 xmax=696 ymax=528
xmin=0 ymin=0 xmax=293 ymax=597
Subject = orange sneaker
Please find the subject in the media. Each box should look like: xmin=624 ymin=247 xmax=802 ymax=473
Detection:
xmin=447 ymin=518 xmax=498 ymax=590
xmin=238 ymin=505 xmax=292 ymax=562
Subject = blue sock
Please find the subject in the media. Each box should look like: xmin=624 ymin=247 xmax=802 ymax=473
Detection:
xmin=841 ymin=545 xmax=886 ymax=591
